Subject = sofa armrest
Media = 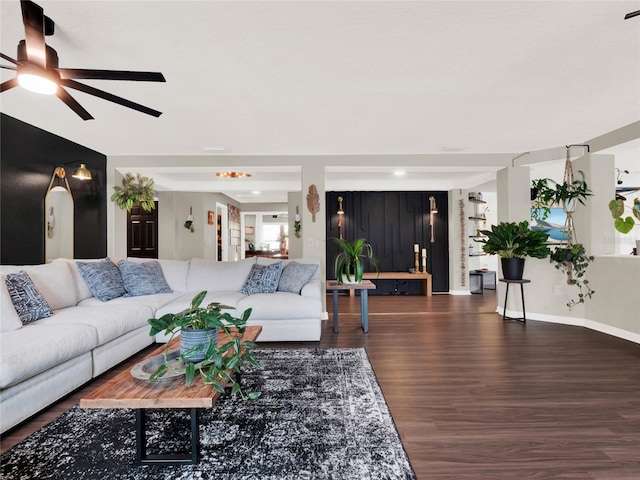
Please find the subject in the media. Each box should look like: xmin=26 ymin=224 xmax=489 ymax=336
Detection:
xmin=300 ymin=279 xmax=321 ymax=299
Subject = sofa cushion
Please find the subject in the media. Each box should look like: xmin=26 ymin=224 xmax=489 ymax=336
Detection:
xmin=38 ymin=303 xmax=154 ymax=346
xmin=118 ymin=260 xmax=172 ymax=297
xmin=236 ymin=291 xmax=322 ymax=320
xmin=0 ymin=274 xmax=23 ymax=332
xmin=241 ymin=262 xmax=283 ymax=295
xmin=127 ymin=258 xmax=189 ymax=293
xmin=51 ymin=258 xmax=102 ymax=302
xmin=187 ymin=258 xmax=255 ymax=292
xmin=15 ymin=262 xmax=78 ymax=310
xmin=277 ymin=261 xmax=319 ymax=294
xmin=4 ymin=271 xmax=53 ymax=324
xmin=77 ymin=258 xmax=126 ymax=302
xmin=0 ymin=323 xmax=98 ymax=389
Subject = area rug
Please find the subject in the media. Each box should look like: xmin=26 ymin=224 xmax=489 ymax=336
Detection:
xmin=1 ymin=348 xmax=416 ymax=480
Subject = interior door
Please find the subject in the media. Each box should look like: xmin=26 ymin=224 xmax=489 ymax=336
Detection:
xmin=127 ymin=202 xmax=159 ymax=258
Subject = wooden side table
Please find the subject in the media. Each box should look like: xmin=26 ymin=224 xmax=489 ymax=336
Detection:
xmin=499 ymin=278 xmax=530 ymax=322
xmin=326 ymin=280 xmax=376 ymax=333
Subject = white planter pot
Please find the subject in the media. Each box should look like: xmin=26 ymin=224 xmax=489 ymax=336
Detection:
xmin=340 ymin=274 xmax=362 ymax=285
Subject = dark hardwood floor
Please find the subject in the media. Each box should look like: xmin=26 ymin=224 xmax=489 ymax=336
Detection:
xmin=2 ymin=292 xmax=639 ymax=479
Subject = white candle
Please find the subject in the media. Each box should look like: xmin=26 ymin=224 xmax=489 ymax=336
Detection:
xmin=414 ymin=244 xmax=419 ymax=253
xmin=422 ymin=248 xmax=426 ymax=257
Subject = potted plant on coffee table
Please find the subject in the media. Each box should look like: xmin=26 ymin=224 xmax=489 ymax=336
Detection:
xmin=478 ymin=220 xmax=551 ymax=280
xmin=147 ymin=291 xmax=261 ymax=400
xmin=333 ymin=237 xmax=380 ymax=284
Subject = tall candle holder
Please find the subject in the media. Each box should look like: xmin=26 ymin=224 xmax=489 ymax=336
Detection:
xmin=422 ymin=256 xmax=427 ymax=273
xmin=414 ymin=251 xmax=420 ymax=273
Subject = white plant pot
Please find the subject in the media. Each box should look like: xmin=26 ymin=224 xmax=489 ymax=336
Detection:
xmin=340 ymin=274 xmax=361 ymax=285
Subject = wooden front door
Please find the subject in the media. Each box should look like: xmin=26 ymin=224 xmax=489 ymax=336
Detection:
xmin=127 ymin=202 xmax=159 ymax=258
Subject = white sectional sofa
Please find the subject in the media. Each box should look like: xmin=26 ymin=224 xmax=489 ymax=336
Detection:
xmin=0 ymin=256 xmax=322 ymax=433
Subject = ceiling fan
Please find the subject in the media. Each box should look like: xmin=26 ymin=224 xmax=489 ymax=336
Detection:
xmin=0 ymin=0 xmax=165 ymax=120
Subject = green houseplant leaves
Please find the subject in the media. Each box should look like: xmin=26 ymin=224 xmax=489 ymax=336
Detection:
xmin=478 ymin=221 xmax=551 ymax=259
xmin=147 ymin=291 xmax=261 ymax=400
xmin=332 ymin=237 xmax=380 ymax=283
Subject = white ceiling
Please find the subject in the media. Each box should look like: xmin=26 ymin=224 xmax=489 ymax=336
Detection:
xmin=2 ymin=1 xmax=639 ymax=203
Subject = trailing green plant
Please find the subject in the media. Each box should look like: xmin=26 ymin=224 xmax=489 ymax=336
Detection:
xmin=478 ymin=221 xmax=551 ymax=259
xmin=111 ymin=172 xmax=156 ymax=212
xmin=609 ymin=196 xmax=640 ymax=234
xmin=531 ymin=172 xmax=592 ymax=221
xmin=549 ymin=244 xmax=595 ymax=309
xmin=333 ymin=237 xmax=380 ymax=283
xmin=147 ymin=291 xmax=261 ymax=400
xmin=184 ymin=219 xmax=195 ymax=232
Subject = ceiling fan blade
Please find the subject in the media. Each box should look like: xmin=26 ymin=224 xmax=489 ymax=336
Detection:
xmin=625 ymin=10 xmax=640 ymax=19
xmin=1 ymin=65 xmax=17 ymax=71
xmin=61 ymin=79 xmax=162 ymax=117
xmin=58 ymin=68 xmax=166 ymax=82
xmin=1 ymin=53 xmax=19 ymax=65
xmin=1 ymin=78 xmax=20 ymax=92
xmin=56 ymin=86 xmax=94 ymax=120
xmin=21 ymin=0 xmax=47 ymax=68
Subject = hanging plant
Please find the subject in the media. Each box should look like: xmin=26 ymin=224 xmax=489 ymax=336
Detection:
xmin=111 ymin=172 xmax=155 ymax=212
xmin=294 ymin=207 xmax=301 ymax=238
xmin=184 ymin=206 xmax=195 ymax=233
xmin=549 ymin=243 xmax=595 ymax=309
xmin=531 ymin=172 xmax=592 ymax=221
xmin=609 ymin=170 xmax=640 ymax=234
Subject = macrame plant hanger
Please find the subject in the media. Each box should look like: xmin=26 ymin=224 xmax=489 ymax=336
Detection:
xmin=561 ymin=146 xmax=578 ymax=281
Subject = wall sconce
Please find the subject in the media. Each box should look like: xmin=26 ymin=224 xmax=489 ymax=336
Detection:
xmin=71 ymin=163 xmax=92 ymax=180
xmin=429 ymin=196 xmax=437 ymax=243
xmin=337 ymin=196 xmax=344 ymax=239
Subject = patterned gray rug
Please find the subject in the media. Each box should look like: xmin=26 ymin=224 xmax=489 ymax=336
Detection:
xmin=1 ymin=348 xmax=416 ymax=479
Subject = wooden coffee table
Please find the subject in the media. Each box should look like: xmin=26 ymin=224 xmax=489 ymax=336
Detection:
xmin=80 ymin=326 xmax=262 ymax=465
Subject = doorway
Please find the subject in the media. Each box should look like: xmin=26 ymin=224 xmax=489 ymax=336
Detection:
xmin=127 ymin=202 xmax=159 ymax=258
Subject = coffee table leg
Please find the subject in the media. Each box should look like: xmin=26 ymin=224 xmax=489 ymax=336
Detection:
xmin=135 ymin=408 xmax=200 ymax=465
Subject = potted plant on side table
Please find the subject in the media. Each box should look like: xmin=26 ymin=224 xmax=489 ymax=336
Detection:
xmin=478 ymin=221 xmax=551 ymax=280
xmin=147 ymin=291 xmax=261 ymax=400
xmin=333 ymin=237 xmax=380 ymax=284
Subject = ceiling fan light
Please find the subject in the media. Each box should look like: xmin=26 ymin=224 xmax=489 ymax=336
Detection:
xmin=17 ymin=72 xmax=57 ymax=95
xmin=72 ymin=164 xmax=92 ymax=180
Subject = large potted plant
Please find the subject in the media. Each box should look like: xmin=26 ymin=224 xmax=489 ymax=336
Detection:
xmin=333 ymin=237 xmax=380 ymax=284
xmin=478 ymin=221 xmax=551 ymax=280
xmin=147 ymin=291 xmax=261 ymax=400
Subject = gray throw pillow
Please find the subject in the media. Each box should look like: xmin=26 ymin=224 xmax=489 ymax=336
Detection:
xmin=5 ymin=271 xmax=53 ymax=323
xmin=77 ymin=258 xmax=126 ymax=302
xmin=241 ymin=262 xmax=283 ymax=295
xmin=118 ymin=260 xmax=172 ymax=297
xmin=277 ymin=262 xmax=318 ymax=294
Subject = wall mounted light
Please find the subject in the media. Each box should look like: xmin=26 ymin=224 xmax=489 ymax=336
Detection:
xmin=71 ymin=163 xmax=92 ymax=180
xmin=429 ymin=196 xmax=437 ymax=243
xmin=337 ymin=196 xmax=344 ymax=239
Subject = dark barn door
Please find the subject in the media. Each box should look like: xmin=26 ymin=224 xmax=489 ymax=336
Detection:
xmin=127 ymin=202 xmax=159 ymax=258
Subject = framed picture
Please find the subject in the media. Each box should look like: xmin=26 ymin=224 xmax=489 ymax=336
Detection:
xmin=531 ymin=207 xmax=568 ymax=244
xmin=207 ymin=211 xmax=214 ymax=225
xmin=245 ymin=226 xmax=254 ymax=235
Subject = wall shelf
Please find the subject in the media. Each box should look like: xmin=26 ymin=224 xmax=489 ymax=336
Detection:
xmin=468 ymin=216 xmax=486 ymax=221
xmin=468 ymin=198 xmax=487 ymax=205
xmin=469 ymin=235 xmax=486 ymax=239
xmin=469 ymin=253 xmax=488 ymax=257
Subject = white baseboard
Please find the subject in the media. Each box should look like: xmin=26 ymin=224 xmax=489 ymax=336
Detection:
xmin=449 ymin=290 xmax=472 ymax=296
xmin=496 ymin=307 xmax=640 ymax=344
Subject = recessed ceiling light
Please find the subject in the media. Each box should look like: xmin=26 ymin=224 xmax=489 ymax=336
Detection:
xmin=393 ymin=170 xmax=406 ymax=176
xmin=216 ymin=171 xmax=251 ymax=178
xmin=252 ymin=190 xmax=261 ymax=195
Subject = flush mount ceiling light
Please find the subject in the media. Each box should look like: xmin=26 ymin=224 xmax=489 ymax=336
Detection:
xmin=216 ymin=171 xmax=251 ymax=178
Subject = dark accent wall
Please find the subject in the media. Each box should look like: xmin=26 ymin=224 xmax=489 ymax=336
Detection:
xmin=1 ymin=114 xmax=107 ymax=265
xmin=326 ymin=191 xmax=449 ymax=293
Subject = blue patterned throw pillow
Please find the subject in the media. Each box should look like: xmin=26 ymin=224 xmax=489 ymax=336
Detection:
xmin=77 ymin=258 xmax=126 ymax=302
xmin=118 ymin=260 xmax=172 ymax=297
xmin=277 ymin=262 xmax=318 ymax=294
xmin=5 ymin=271 xmax=53 ymax=324
xmin=241 ymin=262 xmax=283 ymax=295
